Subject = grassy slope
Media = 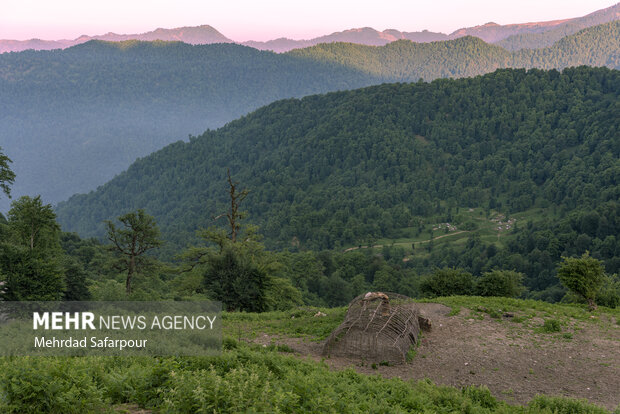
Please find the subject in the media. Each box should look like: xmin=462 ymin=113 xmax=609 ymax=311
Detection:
xmin=0 ymin=297 xmax=618 ymax=412
xmin=225 ymin=296 xmax=619 ymax=343
xmin=224 ymin=297 xmax=619 ymax=412
xmin=349 ymin=207 xmax=534 ymax=250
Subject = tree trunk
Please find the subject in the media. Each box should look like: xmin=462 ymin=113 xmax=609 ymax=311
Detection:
xmin=126 ymin=255 xmax=135 ymax=294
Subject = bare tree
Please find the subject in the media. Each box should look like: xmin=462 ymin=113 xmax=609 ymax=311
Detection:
xmin=214 ymin=169 xmax=249 ymax=243
xmin=105 ymin=209 xmax=162 ymax=294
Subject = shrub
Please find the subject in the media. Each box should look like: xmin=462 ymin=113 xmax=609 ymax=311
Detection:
xmin=595 ymin=275 xmax=620 ymax=309
xmin=557 ymin=252 xmax=605 ymax=311
xmin=0 ymin=357 xmax=108 ymax=413
xmin=89 ymin=279 xmax=125 ymax=301
xmin=419 ymin=268 xmax=474 ymax=298
xmin=541 ymin=319 xmax=562 ymax=333
xmin=204 ymin=247 xmax=268 ymax=312
xmin=528 ymin=395 xmax=608 ymax=413
xmin=264 ymin=276 xmax=303 ymax=311
xmin=462 ymin=385 xmax=498 ymax=409
xmin=529 ymin=285 xmax=566 ymax=303
xmin=475 ymin=270 xmax=525 ymax=298
xmin=0 ymin=341 xmax=614 ymax=413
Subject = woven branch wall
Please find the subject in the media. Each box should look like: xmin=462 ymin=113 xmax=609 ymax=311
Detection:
xmin=322 ymin=292 xmax=420 ymax=364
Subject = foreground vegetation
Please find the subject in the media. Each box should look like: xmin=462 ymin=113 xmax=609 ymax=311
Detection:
xmin=0 ymin=353 xmax=612 ymax=413
xmin=1 ymin=296 xmax=618 ymax=413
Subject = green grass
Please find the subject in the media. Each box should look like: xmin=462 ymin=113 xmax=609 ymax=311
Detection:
xmin=351 ymin=206 xmax=557 ymax=259
xmin=406 ymin=347 xmax=418 ymax=362
xmin=223 ymin=306 xmax=346 ymax=341
xmin=224 ymin=296 xmax=618 ymax=344
xmin=426 ymin=296 xmax=620 ymax=323
xmin=1 ymin=297 xmax=617 ymax=412
xmin=0 ymin=343 xmax=613 ymax=413
xmin=539 ymin=319 xmax=562 ymax=333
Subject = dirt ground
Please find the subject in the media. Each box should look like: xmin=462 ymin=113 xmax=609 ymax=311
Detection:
xmin=251 ymin=303 xmax=620 ymax=411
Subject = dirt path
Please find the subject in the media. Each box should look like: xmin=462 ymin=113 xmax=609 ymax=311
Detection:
xmin=343 ymin=231 xmax=469 ymax=252
xmin=253 ymin=304 xmax=620 ymax=410
xmin=418 ymin=230 xmax=469 ymax=243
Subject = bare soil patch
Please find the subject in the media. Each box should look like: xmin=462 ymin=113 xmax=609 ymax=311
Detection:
xmin=251 ymin=303 xmax=620 ymax=410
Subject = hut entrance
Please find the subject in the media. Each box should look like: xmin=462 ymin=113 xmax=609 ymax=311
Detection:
xmin=322 ymin=292 xmax=424 ymax=364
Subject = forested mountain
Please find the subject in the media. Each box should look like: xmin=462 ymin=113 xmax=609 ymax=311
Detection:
xmin=289 ymin=20 xmax=620 ymax=80
xmin=497 ymin=2 xmax=620 ymax=50
xmin=512 ymin=20 xmax=620 ymax=68
xmin=0 ymin=41 xmax=380 ymax=211
xmin=2 ymin=22 xmax=619 ymax=212
xmin=453 ymin=2 xmax=619 ymax=48
xmin=55 ymin=67 xmax=620 ymax=289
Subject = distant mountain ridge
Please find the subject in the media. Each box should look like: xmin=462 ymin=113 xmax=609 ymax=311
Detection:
xmin=288 ymin=22 xmax=620 ymax=79
xmin=0 ymin=25 xmax=232 ymax=53
xmin=242 ymin=28 xmax=449 ymax=52
xmin=83 ymin=25 xmax=232 ymax=44
xmin=1 ymin=3 xmax=618 ymax=53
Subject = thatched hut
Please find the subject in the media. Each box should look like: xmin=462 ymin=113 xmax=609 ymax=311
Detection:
xmin=322 ymin=292 xmax=422 ymax=364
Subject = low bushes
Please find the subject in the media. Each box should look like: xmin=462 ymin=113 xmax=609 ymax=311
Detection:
xmin=420 ymin=268 xmax=525 ymax=298
xmin=0 ymin=344 xmax=614 ymax=413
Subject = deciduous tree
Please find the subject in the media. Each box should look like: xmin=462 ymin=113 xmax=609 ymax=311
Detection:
xmin=7 ymin=196 xmax=59 ymax=251
xmin=557 ymin=252 xmax=604 ymax=311
xmin=0 ymin=196 xmax=64 ymax=300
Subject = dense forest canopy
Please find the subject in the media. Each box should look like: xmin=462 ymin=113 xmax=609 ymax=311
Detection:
xmin=0 ymin=41 xmax=379 ymax=211
xmin=1 ymin=21 xmax=618 ymax=211
xmin=289 ymin=21 xmax=620 ymax=79
xmin=55 ymin=67 xmax=620 ymax=294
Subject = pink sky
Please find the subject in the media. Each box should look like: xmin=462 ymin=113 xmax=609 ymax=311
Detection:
xmin=1 ymin=0 xmax=616 ymax=41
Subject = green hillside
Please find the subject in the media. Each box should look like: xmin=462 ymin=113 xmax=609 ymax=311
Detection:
xmin=513 ymin=20 xmax=620 ymax=68
xmin=289 ymin=20 xmax=620 ymax=79
xmin=288 ymin=36 xmax=512 ymax=80
xmin=2 ymin=21 xmax=619 ymax=211
xmin=55 ymin=67 xmax=620 ymax=290
xmin=0 ymin=41 xmax=380 ymax=210
xmin=496 ymin=5 xmax=620 ymax=51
